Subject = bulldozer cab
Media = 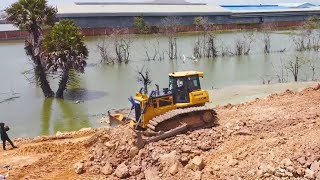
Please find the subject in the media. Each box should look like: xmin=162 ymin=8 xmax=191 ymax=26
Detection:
xmin=169 ymin=71 xmax=203 ymax=104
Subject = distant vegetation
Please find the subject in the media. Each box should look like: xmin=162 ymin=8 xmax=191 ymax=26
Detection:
xmin=133 ymin=15 xmax=150 ymax=34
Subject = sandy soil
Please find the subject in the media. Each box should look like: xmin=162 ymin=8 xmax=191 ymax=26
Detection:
xmin=0 ymin=83 xmax=319 ymax=180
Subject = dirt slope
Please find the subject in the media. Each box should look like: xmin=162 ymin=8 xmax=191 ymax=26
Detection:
xmin=0 ymin=84 xmax=319 ymax=180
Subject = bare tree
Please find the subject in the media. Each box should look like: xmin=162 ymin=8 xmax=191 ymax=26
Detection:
xmin=97 ymin=38 xmax=114 ymax=64
xmin=161 ymin=17 xmax=181 ymax=60
xmin=260 ymin=75 xmax=273 ymax=84
xmin=310 ymin=62 xmax=317 ymax=81
xmin=271 ymin=57 xmax=288 ymax=83
xmin=260 ymin=23 xmax=276 ymax=54
xmin=192 ymin=16 xmax=218 ymax=58
xmin=142 ymin=36 xmax=164 ymax=61
xmin=291 ymin=33 xmax=305 ymax=51
xmin=98 ymin=29 xmax=132 ymax=64
xmin=285 ymin=55 xmax=306 ymax=82
xmin=304 ymin=16 xmax=320 ymax=51
xmin=234 ymin=32 xmax=255 ymax=56
xmin=219 ymin=42 xmax=232 ymax=57
xmin=113 ymin=29 xmax=132 ymax=64
xmin=136 ymin=66 xmax=152 ymax=94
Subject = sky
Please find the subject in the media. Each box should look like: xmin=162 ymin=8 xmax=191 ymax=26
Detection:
xmin=1 ymin=0 xmax=320 ymax=10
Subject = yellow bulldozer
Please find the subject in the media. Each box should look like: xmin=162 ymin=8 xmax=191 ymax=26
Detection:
xmin=109 ymin=71 xmax=217 ymax=145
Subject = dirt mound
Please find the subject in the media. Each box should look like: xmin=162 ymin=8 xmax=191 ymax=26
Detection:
xmin=1 ymin=86 xmax=320 ymax=179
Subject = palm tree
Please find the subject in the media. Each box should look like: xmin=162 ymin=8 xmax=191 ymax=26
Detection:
xmin=6 ymin=0 xmax=57 ymax=97
xmin=42 ymin=20 xmax=88 ymax=98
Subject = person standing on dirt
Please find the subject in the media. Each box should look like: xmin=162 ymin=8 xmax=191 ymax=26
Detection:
xmin=0 ymin=123 xmax=17 ymax=150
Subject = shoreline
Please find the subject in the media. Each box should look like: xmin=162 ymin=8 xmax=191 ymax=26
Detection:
xmin=13 ymin=81 xmax=318 ymax=140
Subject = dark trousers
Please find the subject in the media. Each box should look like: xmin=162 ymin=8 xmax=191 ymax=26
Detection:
xmin=2 ymin=138 xmax=15 ymax=150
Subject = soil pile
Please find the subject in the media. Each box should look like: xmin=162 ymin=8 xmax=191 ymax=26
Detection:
xmin=0 ymin=84 xmax=319 ymax=179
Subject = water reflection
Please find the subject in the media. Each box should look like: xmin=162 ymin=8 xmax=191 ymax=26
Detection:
xmin=53 ymin=99 xmax=90 ymax=133
xmin=40 ymin=97 xmax=91 ymax=135
xmin=64 ymin=88 xmax=108 ymax=101
xmin=41 ymin=98 xmax=53 ymax=135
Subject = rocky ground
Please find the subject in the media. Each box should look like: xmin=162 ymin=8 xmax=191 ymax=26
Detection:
xmin=0 ymin=84 xmax=319 ymax=180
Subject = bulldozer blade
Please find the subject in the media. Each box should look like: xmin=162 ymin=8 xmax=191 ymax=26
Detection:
xmin=108 ymin=111 xmax=128 ymax=127
xmin=146 ymin=124 xmax=188 ymax=143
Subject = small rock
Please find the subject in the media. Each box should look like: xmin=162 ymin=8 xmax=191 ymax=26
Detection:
xmin=181 ymin=145 xmax=191 ymax=153
xmin=136 ymin=172 xmax=145 ymax=180
xmin=305 ymin=169 xmax=315 ymax=179
xmin=278 ymin=168 xmax=286 ymax=173
xmin=212 ymin=165 xmax=220 ymax=171
xmin=115 ymin=163 xmax=129 ymax=178
xmin=263 ymin=172 xmax=272 ymax=177
xmin=191 ymin=150 xmax=202 ymax=156
xmin=105 ymin=141 xmax=116 ymax=149
xmin=138 ymin=149 xmax=148 ymax=158
xmin=247 ymin=170 xmax=255 ymax=176
xmin=79 ymin=127 xmax=92 ymax=131
xmin=297 ymin=156 xmax=307 ymax=165
xmin=188 ymin=156 xmax=205 ymax=171
xmin=169 ymin=163 xmax=179 ymax=175
xmin=227 ymin=159 xmax=239 ymax=167
xmin=198 ymin=143 xmax=211 ymax=151
xmin=151 ymin=151 xmax=160 ymax=161
xmin=101 ymin=163 xmax=113 ymax=175
xmin=281 ymin=158 xmax=293 ymax=167
xmin=286 ymin=166 xmax=295 ymax=173
xmin=89 ymin=165 xmax=101 ymax=175
xmin=234 ymin=129 xmax=253 ymax=136
xmin=74 ymin=162 xmax=84 ymax=174
xmin=259 ymin=163 xmax=275 ymax=174
xmin=256 ymin=169 xmax=263 ymax=177
xmin=89 ymin=156 xmax=94 ymax=161
xmin=159 ymin=150 xmax=180 ymax=167
xmin=296 ymin=167 xmax=305 ymax=176
xmin=129 ymin=146 xmax=139 ymax=158
xmin=284 ymin=171 xmax=293 ymax=177
xmin=56 ymin=131 xmax=63 ymax=136
xmin=129 ymin=165 xmax=141 ymax=176
xmin=193 ymin=171 xmax=202 ymax=180
xmin=141 ymin=161 xmax=148 ymax=171
xmin=180 ymin=155 xmax=189 ymax=164
xmin=310 ymin=161 xmax=320 ymax=172
xmin=315 ymin=172 xmax=320 ymax=180
xmin=145 ymin=168 xmax=160 ymax=180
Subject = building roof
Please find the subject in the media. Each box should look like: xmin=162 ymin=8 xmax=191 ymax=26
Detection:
xmin=57 ymin=4 xmax=230 ymax=17
xmin=169 ymin=71 xmax=204 ymax=77
xmin=276 ymin=3 xmax=316 ymax=8
xmin=75 ymin=0 xmax=206 ymax=5
xmin=230 ymin=6 xmax=320 ymax=14
xmin=0 ymin=24 xmax=18 ymax=32
xmin=230 ymin=7 xmax=320 ymax=18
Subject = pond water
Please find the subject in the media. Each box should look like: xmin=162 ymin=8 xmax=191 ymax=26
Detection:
xmin=0 ymin=31 xmax=319 ymax=138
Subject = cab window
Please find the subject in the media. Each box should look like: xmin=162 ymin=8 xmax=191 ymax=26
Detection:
xmin=187 ymin=76 xmax=200 ymax=92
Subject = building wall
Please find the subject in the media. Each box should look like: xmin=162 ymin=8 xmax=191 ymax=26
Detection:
xmin=1 ymin=11 xmax=319 ymax=40
xmin=59 ymin=12 xmax=320 ymax=29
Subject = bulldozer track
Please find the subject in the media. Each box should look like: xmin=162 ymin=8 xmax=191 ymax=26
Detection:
xmin=147 ymin=106 xmax=217 ymax=133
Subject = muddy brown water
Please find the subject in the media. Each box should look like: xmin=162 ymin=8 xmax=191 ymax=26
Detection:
xmin=0 ymin=31 xmax=319 ymax=137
